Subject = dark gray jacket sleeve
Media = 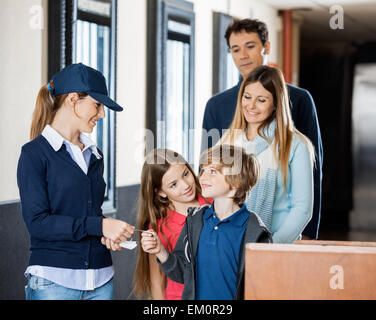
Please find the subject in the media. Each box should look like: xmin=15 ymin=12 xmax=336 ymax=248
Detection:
xmin=258 ymin=229 xmax=273 ymax=243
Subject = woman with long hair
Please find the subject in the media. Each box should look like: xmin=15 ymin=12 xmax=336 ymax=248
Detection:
xmin=17 ymin=63 xmax=134 ymax=300
xmin=220 ymin=65 xmax=315 ymax=243
xmin=133 ymin=149 xmax=210 ymax=299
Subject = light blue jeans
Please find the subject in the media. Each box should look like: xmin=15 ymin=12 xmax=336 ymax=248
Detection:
xmin=25 ymin=275 xmax=114 ymax=300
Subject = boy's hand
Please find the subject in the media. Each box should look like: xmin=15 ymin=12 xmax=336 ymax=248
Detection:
xmin=140 ymin=230 xmax=168 ymax=263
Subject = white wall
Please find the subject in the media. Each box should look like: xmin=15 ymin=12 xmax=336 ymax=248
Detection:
xmin=116 ymin=0 xmax=147 ymax=187
xmin=0 ymin=0 xmax=48 ymax=202
xmin=189 ymin=0 xmax=228 ymax=172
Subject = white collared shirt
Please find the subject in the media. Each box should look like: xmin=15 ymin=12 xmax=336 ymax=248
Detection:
xmin=42 ymin=124 xmax=101 ymax=174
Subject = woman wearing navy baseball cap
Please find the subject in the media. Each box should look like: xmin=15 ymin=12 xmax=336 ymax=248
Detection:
xmin=17 ymin=63 xmax=134 ymax=300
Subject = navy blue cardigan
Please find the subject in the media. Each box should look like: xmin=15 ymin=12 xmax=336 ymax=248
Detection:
xmin=201 ymin=81 xmax=323 ymax=239
xmin=17 ymin=135 xmax=112 ymax=269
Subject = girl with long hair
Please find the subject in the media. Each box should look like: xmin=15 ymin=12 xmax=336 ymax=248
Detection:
xmin=133 ymin=149 xmax=210 ymax=300
xmin=220 ymin=65 xmax=315 ymax=243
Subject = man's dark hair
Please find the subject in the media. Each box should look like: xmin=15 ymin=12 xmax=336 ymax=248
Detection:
xmin=225 ymin=18 xmax=269 ymax=47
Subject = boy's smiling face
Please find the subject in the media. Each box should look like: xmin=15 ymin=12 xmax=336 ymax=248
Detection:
xmin=199 ymin=165 xmax=233 ymax=199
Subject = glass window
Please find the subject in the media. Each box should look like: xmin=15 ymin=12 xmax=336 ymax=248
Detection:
xmin=147 ymin=0 xmax=195 ymax=164
xmin=75 ymin=20 xmax=111 ymax=192
xmin=165 ymin=20 xmax=191 ymax=161
xmin=77 ymin=0 xmax=111 ymax=17
xmin=212 ymin=12 xmax=240 ymax=94
xmin=48 ymin=0 xmax=117 ymax=214
xmin=74 ymin=0 xmax=112 ymax=109
xmin=73 ymin=0 xmax=116 ymax=213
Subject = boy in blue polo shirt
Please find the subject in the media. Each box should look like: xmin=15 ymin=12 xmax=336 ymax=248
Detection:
xmin=140 ymin=144 xmax=272 ymax=300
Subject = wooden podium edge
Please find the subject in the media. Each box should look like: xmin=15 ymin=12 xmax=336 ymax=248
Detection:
xmin=294 ymin=239 xmax=376 ymax=247
xmin=245 ymin=242 xmax=376 ymax=254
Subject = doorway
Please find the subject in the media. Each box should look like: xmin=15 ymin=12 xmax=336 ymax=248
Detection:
xmin=298 ymin=6 xmax=376 ymax=240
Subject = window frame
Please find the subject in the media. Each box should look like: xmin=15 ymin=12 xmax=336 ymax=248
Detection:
xmin=48 ymin=0 xmax=118 ymax=216
xmin=212 ymin=11 xmax=237 ymax=95
xmin=146 ymin=0 xmax=195 ymax=165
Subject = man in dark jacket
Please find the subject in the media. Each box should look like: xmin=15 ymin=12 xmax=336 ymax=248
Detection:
xmin=201 ymin=18 xmax=323 ymax=240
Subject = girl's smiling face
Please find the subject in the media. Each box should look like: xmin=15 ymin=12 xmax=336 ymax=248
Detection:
xmin=158 ymin=163 xmax=197 ymax=205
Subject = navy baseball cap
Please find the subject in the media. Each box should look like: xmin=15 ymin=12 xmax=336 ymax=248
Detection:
xmin=50 ymin=63 xmax=123 ymax=111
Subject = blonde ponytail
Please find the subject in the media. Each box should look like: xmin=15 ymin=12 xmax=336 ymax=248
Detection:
xmin=30 ymin=84 xmax=55 ymax=140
